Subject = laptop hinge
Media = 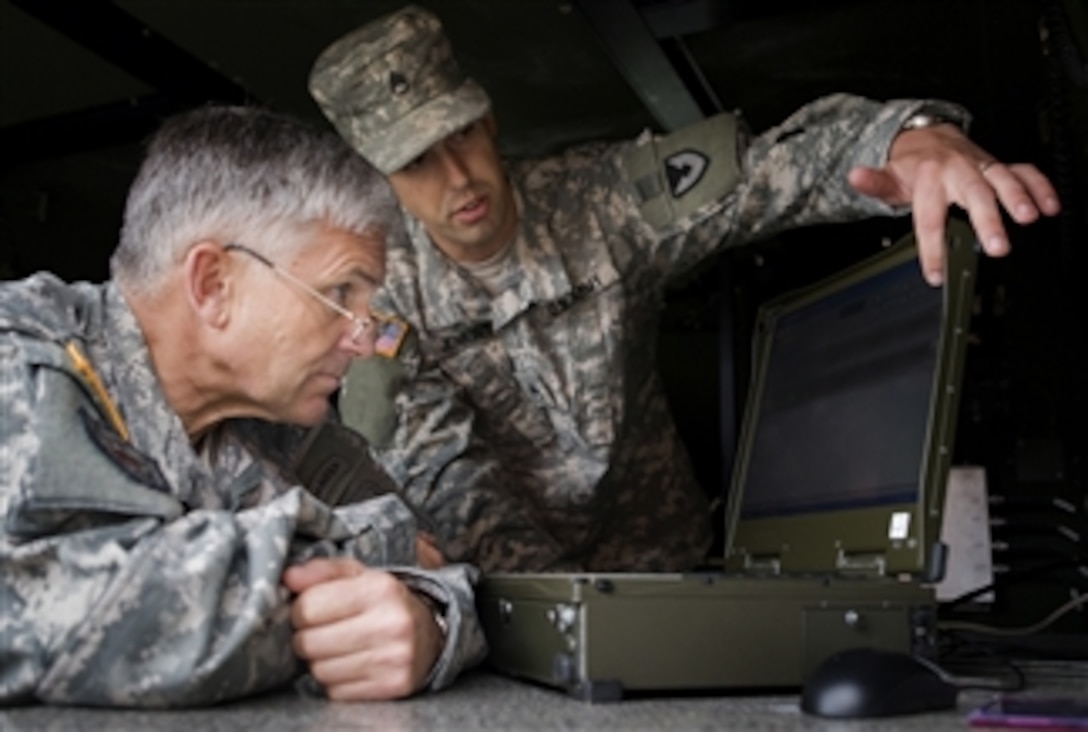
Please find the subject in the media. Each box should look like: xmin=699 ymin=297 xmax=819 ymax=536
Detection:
xmin=835 ymin=550 xmax=888 ymax=578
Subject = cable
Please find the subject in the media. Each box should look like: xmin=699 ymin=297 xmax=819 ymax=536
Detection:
xmin=940 ymin=593 xmax=1088 ymax=637
xmin=917 ymin=652 xmax=1026 ymax=693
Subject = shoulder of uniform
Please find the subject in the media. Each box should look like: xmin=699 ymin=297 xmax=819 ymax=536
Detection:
xmin=509 ymin=139 xmax=626 ymax=188
xmin=0 ymin=273 xmax=96 ymax=343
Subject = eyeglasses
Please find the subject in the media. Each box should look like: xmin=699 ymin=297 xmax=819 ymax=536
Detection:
xmin=224 ymin=243 xmax=374 ymax=344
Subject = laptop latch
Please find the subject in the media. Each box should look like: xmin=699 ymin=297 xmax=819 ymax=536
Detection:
xmin=742 ymin=554 xmax=782 ymax=576
xmin=835 ymin=550 xmax=887 ymax=578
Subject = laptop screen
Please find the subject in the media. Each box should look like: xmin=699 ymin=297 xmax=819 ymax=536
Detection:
xmin=739 ymin=257 xmax=943 ymax=519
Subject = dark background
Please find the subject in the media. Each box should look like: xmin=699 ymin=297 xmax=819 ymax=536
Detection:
xmin=2 ymin=0 xmax=1087 ymax=653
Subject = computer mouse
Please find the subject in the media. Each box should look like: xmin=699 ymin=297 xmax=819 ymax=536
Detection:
xmin=800 ymin=647 xmax=959 ymax=718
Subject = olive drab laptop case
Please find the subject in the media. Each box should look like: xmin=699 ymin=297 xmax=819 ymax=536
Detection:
xmin=476 ymin=220 xmax=979 ymax=701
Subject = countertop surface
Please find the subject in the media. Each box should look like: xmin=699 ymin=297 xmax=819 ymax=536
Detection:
xmin=3 ymin=663 xmax=1086 ymax=732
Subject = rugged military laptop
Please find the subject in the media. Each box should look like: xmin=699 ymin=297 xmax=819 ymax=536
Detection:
xmin=476 ymin=220 xmax=979 ymax=701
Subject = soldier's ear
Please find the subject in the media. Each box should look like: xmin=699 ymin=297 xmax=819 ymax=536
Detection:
xmin=184 ymin=241 xmax=232 ymax=329
xmin=482 ymin=112 xmax=498 ymax=138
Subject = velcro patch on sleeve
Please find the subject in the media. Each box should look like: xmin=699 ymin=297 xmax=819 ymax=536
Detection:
xmin=621 ymin=112 xmax=743 ymax=231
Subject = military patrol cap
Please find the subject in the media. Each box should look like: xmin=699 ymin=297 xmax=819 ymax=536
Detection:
xmin=309 ymin=5 xmax=492 ymax=175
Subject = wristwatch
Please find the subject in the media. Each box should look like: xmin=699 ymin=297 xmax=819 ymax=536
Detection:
xmin=900 ymin=107 xmax=968 ymax=132
xmin=416 ymin=591 xmax=449 ymax=638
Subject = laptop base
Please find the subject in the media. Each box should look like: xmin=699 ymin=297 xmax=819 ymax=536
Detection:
xmin=477 ymin=222 xmax=977 ymax=702
xmin=478 ymin=572 xmax=937 ymax=701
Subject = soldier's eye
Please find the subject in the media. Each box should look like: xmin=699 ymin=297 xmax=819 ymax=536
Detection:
xmin=329 ymin=283 xmax=352 ymax=308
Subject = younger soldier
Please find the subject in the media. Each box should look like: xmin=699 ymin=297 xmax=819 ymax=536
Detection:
xmin=309 ymin=5 xmax=1061 ymax=573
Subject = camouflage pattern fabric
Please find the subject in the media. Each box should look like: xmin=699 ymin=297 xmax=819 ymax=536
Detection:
xmin=310 ymin=4 xmax=491 ymax=174
xmin=354 ymin=93 xmax=970 ymax=573
xmin=0 ymin=274 xmax=486 ymax=707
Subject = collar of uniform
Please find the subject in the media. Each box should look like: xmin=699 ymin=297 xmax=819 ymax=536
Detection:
xmin=409 ymin=184 xmax=577 ymax=333
xmin=104 ymin=282 xmax=209 ymax=503
xmin=411 ymin=217 xmax=495 ymax=330
xmin=491 ymin=184 xmax=574 ymax=330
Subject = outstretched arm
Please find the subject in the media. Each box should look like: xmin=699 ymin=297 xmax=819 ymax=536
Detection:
xmin=849 ymin=122 xmax=1061 ymax=285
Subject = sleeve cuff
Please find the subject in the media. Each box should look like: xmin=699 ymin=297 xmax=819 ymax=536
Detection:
xmin=390 ymin=564 xmax=488 ymax=693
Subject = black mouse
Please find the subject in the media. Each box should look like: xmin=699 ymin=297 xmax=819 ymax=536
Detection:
xmin=800 ymin=647 xmax=959 ymax=718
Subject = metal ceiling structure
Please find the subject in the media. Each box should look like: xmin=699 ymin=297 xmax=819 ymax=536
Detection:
xmin=3 ymin=0 xmax=251 ymax=165
xmin=1 ymin=0 xmax=1079 ymax=282
xmin=1 ymin=0 xmax=728 ymax=165
xmin=576 ymin=0 xmax=719 ymax=130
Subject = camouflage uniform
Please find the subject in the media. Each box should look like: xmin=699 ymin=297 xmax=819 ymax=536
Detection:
xmin=0 ymin=274 xmax=486 ymax=707
xmin=350 ymin=93 xmax=970 ymax=573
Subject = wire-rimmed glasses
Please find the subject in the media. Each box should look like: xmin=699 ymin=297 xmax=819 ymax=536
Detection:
xmin=224 ymin=243 xmax=374 ymax=344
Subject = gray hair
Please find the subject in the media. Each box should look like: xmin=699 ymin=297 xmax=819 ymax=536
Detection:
xmin=113 ymin=105 xmax=398 ymax=292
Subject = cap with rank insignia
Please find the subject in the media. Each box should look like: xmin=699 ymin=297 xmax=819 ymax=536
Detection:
xmin=309 ymin=5 xmax=492 ymax=175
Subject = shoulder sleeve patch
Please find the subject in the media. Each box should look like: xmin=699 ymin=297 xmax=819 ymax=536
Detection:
xmin=373 ymin=313 xmax=410 ymax=358
xmin=620 ymin=112 xmax=744 ymax=231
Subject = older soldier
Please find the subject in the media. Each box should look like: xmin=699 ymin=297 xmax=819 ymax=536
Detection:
xmin=0 ymin=106 xmax=485 ymax=707
xmin=308 ymin=6 xmax=1061 ymax=573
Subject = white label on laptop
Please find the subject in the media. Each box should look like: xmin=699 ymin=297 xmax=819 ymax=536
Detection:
xmin=888 ymin=511 xmax=911 ymax=540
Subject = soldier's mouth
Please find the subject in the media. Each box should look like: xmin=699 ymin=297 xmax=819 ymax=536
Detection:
xmin=452 ymin=196 xmax=488 ymax=225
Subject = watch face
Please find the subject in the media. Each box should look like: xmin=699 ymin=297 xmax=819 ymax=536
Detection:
xmin=903 ymin=113 xmax=939 ymax=129
xmin=902 ymin=107 xmax=966 ymax=131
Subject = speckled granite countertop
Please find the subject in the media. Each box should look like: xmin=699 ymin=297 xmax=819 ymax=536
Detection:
xmin=3 ymin=665 xmax=1085 ymax=731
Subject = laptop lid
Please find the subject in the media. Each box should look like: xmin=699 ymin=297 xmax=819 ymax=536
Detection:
xmin=724 ymin=219 xmax=978 ymax=580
